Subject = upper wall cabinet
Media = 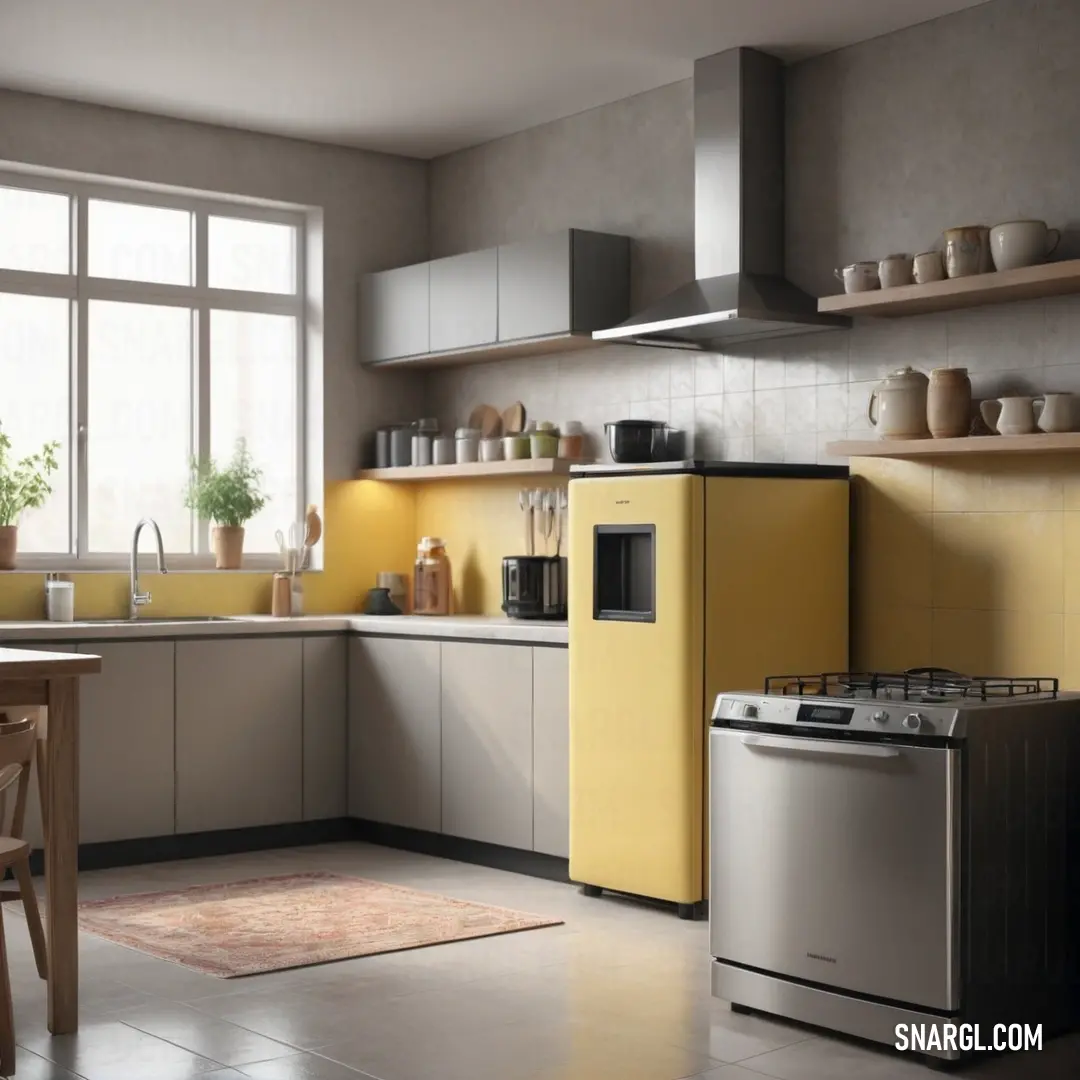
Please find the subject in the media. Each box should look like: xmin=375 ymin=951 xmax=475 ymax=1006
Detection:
xmin=361 ymin=262 xmax=430 ymax=362
xmin=361 ymin=228 xmax=630 ymax=368
xmin=429 ymin=248 xmax=498 ymax=352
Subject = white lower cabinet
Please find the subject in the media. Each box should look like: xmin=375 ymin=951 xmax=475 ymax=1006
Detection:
xmin=532 ymin=646 xmax=570 ymax=858
xmin=302 ymin=636 xmax=347 ymax=820
xmin=348 ymin=636 xmax=442 ymax=831
xmin=440 ymin=641 xmax=534 ymax=850
xmin=77 ymin=641 xmax=176 ymax=843
xmin=175 ymin=637 xmax=303 ymax=833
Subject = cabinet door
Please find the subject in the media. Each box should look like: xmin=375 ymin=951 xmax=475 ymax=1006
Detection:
xmin=532 ymin=647 xmax=569 ymax=858
xmin=302 ymin=636 xmax=347 ymax=820
xmin=361 ymin=262 xmax=429 ymax=361
xmin=348 ymin=637 xmax=441 ymax=831
xmin=429 ymin=248 xmax=498 ymax=352
xmin=77 ymin=641 xmax=175 ymax=843
xmin=175 ymin=638 xmax=303 ymax=833
xmin=497 ymin=232 xmax=571 ymax=342
xmin=441 ymin=641 xmax=533 ymax=849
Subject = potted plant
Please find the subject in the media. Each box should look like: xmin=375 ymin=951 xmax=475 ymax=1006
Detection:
xmin=184 ymin=439 xmax=268 ymax=569
xmin=0 ymin=425 xmax=60 ymax=570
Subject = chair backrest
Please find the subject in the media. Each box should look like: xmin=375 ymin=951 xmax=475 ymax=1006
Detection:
xmin=0 ymin=717 xmax=37 ymax=841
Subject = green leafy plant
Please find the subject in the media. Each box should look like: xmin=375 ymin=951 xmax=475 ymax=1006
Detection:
xmin=0 ymin=424 xmax=60 ymax=527
xmin=184 ymin=438 xmax=268 ymax=528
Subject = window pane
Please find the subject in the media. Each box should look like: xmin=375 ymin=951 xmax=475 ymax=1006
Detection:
xmin=210 ymin=310 xmax=296 ymax=552
xmin=208 ymin=216 xmax=295 ymax=294
xmin=0 ymin=294 xmax=70 ymax=552
xmin=88 ymin=200 xmax=192 ymax=285
xmin=0 ymin=186 xmax=70 ymax=274
xmin=88 ymin=301 xmax=192 ymax=552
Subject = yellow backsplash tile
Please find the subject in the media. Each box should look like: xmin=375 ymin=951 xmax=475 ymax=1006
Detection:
xmin=932 ymin=609 xmax=1063 ymax=677
xmin=855 ymin=505 xmax=933 ymax=609
xmin=1059 ymin=459 xmax=1080 ymax=510
xmin=933 ymin=456 xmax=1063 ymax=513
xmin=850 ymin=458 xmax=933 ymax=512
xmin=852 ymin=602 xmax=932 ymax=670
xmin=1064 ymin=512 xmax=1080 ymax=614
xmin=1062 ymin=615 xmax=1080 ymax=689
xmin=932 ymin=511 xmax=1063 ymax=613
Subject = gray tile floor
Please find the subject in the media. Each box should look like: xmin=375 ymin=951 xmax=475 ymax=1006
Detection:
xmin=2 ymin=842 xmax=1077 ymax=1078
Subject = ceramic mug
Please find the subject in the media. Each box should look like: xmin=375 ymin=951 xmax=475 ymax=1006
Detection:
xmin=834 ymin=262 xmax=880 ymax=294
xmin=913 ymin=251 xmax=946 ymax=284
xmin=944 ymin=225 xmax=991 ymax=278
xmin=1035 ymin=392 xmax=1076 ymax=433
xmin=980 ymin=396 xmax=1040 ymax=436
xmin=878 ymin=254 xmax=913 ymax=289
xmin=990 ymin=220 xmax=1061 ymax=272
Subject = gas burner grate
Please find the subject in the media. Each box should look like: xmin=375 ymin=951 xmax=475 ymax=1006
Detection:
xmin=764 ymin=667 xmax=1059 ymax=702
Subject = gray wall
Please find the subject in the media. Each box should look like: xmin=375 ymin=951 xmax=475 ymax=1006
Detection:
xmin=426 ymin=0 xmax=1080 ymax=465
xmin=0 ymin=89 xmax=429 ymax=480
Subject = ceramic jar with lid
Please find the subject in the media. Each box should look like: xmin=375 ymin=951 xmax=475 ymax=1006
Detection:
xmin=927 ymin=368 xmax=972 ymax=439
xmin=455 ymin=427 xmax=481 ymax=463
xmin=530 ymin=427 xmax=559 ymax=459
xmin=504 ymin=433 xmax=531 ymax=460
xmin=432 ymin=436 xmax=455 ymax=465
xmin=868 ymin=366 xmax=931 ymax=440
xmin=558 ymin=420 xmax=584 ymax=459
xmin=479 ymin=437 xmax=504 ymax=462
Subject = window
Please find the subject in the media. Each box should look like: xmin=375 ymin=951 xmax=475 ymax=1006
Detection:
xmin=0 ymin=172 xmax=307 ymax=567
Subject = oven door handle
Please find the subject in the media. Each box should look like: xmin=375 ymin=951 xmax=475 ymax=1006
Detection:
xmin=739 ymin=733 xmax=901 ymax=759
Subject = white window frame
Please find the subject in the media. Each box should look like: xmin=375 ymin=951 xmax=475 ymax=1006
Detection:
xmin=0 ymin=167 xmax=313 ymax=572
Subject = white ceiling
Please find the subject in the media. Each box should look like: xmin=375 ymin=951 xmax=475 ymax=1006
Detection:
xmin=0 ymin=0 xmax=988 ymax=159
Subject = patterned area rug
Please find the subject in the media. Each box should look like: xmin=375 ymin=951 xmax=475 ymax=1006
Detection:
xmin=77 ymin=871 xmax=563 ymax=977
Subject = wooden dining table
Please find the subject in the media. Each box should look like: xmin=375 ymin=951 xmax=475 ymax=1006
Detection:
xmin=0 ymin=646 xmax=101 ymax=1035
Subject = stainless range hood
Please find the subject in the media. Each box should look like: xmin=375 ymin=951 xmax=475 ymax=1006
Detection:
xmin=594 ymin=47 xmax=849 ymax=349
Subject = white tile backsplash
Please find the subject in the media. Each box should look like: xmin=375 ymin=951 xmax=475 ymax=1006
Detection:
xmin=423 ymin=295 xmax=1080 ymax=465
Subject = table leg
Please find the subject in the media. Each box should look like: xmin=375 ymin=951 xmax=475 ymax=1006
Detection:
xmin=44 ymin=676 xmax=78 ymax=1034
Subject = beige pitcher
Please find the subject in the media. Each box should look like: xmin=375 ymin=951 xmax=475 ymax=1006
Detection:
xmin=868 ymin=366 xmax=931 ymax=439
xmin=927 ymin=368 xmax=972 ymax=438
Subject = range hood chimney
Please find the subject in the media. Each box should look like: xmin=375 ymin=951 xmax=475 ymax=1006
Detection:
xmin=594 ymin=47 xmax=849 ymax=349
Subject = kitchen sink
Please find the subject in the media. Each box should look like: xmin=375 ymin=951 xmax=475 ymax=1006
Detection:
xmin=80 ymin=615 xmax=244 ymax=624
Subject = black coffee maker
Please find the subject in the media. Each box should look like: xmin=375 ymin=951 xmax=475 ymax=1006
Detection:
xmin=501 ymin=556 xmax=567 ymax=620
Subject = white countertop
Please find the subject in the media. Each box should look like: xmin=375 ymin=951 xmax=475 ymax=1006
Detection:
xmin=0 ymin=613 xmax=568 ymax=646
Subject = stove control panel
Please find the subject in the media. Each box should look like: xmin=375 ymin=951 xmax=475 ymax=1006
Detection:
xmin=712 ymin=695 xmax=958 ymax=736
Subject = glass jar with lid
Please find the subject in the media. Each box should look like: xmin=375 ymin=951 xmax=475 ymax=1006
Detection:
xmin=414 ymin=537 xmax=452 ymax=615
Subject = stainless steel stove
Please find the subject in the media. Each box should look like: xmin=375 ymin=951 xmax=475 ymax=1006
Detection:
xmin=709 ymin=668 xmax=1080 ymax=1066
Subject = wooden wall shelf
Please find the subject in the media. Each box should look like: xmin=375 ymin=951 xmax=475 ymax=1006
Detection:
xmin=357 ymin=458 xmax=583 ymax=482
xmin=818 ymin=259 xmax=1080 ymax=318
xmin=827 ymin=433 xmax=1080 ymax=458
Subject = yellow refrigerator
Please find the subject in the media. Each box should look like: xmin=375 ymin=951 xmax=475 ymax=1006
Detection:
xmin=568 ymin=461 xmax=849 ymax=918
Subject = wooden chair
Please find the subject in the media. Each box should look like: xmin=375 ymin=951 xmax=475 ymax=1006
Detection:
xmin=0 ymin=716 xmax=50 ymax=1076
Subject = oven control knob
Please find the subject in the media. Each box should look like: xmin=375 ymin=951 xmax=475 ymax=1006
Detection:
xmin=903 ymin=712 xmax=923 ymax=731
xmin=871 ymin=710 xmax=889 ymax=724
xmin=741 ymin=703 xmax=759 ymax=719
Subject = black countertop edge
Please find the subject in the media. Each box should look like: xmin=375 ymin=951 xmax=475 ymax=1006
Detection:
xmin=570 ymin=460 xmax=849 ymax=480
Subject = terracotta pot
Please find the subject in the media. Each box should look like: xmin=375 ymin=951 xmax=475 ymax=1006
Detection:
xmin=927 ymin=368 xmax=972 ymax=439
xmin=212 ymin=525 xmax=245 ymax=570
xmin=0 ymin=526 xmax=16 ymax=571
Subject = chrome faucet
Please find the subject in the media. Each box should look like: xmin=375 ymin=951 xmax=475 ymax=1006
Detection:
xmin=130 ymin=517 xmax=168 ymax=620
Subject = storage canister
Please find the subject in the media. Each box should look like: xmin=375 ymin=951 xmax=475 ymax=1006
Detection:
xmin=414 ymin=537 xmax=452 ymax=616
xmin=411 ymin=432 xmax=433 ymax=466
xmin=479 ymin=437 xmax=504 ymax=462
xmin=530 ymin=429 xmax=558 ymax=459
xmin=455 ymin=427 xmax=481 ymax=463
xmin=389 ymin=425 xmax=413 ymax=467
xmin=433 ymin=436 xmax=455 ymax=465
xmin=927 ymin=368 xmax=972 ymax=439
xmin=558 ymin=420 xmax=584 ymax=459
xmin=504 ymin=434 xmax=531 ymax=460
